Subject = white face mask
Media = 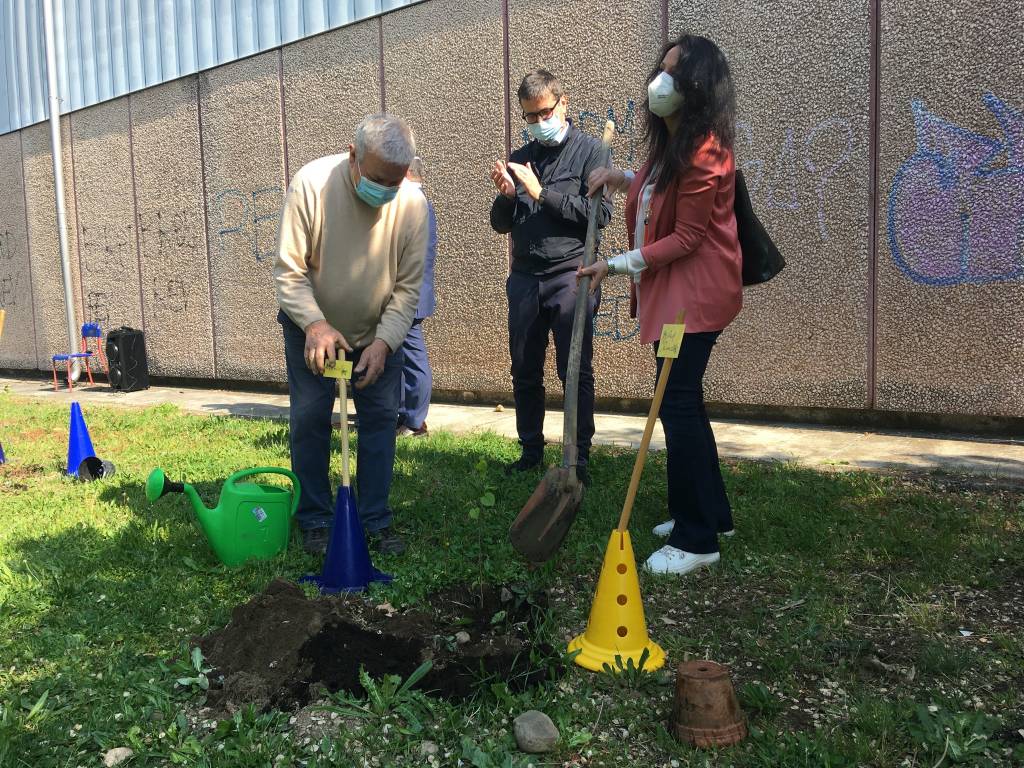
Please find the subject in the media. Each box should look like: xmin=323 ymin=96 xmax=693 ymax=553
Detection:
xmin=648 ymin=71 xmax=683 ymax=117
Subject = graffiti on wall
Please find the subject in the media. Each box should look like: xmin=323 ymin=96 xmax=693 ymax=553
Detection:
xmin=888 ymin=93 xmax=1024 ymax=286
xmin=736 ymin=117 xmax=854 ymax=242
xmin=0 ymin=231 xmax=17 ymax=310
xmin=137 ymin=207 xmax=200 ymax=317
xmin=213 ymin=186 xmax=283 ymax=263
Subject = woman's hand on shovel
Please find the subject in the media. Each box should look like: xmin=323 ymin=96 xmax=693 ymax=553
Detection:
xmin=577 ymin=260 xmax=609 ymax=294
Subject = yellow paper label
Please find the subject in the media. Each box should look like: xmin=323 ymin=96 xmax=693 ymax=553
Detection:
xmin=658 ymin=323 xmax=685 ymax=359
xmin=323 ymin=359 xmax=353 ymax=380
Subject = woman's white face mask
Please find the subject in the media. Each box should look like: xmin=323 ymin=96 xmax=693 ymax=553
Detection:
xmin=648 ymin=71 xmax=684 ymax=117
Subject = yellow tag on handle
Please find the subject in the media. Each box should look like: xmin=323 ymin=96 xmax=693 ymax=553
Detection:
xmin=658 ymin=323 xmax=685 ymax=359
xmin=323 ymin=358 xmax=353 ymax=380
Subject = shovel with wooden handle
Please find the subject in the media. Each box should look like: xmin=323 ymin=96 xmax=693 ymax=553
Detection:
xmin=509 ymin=119 xmax=616 ymax=564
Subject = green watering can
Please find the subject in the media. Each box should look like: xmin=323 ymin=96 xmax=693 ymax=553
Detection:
xmin=146 ymin=467 xmax=300 ymax=567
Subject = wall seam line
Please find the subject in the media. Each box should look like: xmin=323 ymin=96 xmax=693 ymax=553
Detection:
xmin=196 ymin=74 xmax=219 ymax=378
xmin=502 ymin=0 xmax=512 ymax=269
xmin=278 ymin=48 xmax=289 ymax=183
xmin=127 ymin=92 xmax=147 ymax=333
xmin=19 ymin=130 xmax=41 ymax=368
xmin=501 ymin=0 xmax=511 ymax=159
xmin=67 ymin=113 xmax=85 ymax=325
xmin=867 ymin=0 xmax=881 ymax=409
xmin=378 ymin=17 xmax=386 ymax=113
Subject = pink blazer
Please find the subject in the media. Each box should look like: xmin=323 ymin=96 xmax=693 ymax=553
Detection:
xmin=626 ymin=135 xmax=743 ymax=342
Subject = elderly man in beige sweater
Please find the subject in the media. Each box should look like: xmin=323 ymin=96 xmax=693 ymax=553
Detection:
xmin=274 ymin=114 xmax=428 ymax=556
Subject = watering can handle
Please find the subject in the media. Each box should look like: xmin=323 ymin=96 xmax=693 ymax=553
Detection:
xmin=225 ymin=467 xmax=302 ymax=519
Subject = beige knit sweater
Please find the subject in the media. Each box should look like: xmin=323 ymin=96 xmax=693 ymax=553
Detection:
xmin=273 ymin=153 xmax=428 ymax=352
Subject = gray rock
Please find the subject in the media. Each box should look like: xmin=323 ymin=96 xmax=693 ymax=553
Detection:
xmin=454 ymin=631 xmax=471 ymax=645
xmin=513 ymin=710 xmax=559 ymax=754
xmin=420 ymin=740 xmax=439 ymax=757
xmin=103 ymin=747 xmax=134 ymax=767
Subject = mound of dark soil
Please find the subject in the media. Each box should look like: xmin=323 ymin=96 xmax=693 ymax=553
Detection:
xmin=197 ymin=579 xmax=556 ymax=714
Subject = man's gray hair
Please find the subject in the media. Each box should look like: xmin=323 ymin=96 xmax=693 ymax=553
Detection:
xmin=354 ymin=114 xmax=416 ymax=166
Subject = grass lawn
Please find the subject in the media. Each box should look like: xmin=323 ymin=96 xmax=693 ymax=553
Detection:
xmin=1 ymin=392 xmax=1022 ymax=767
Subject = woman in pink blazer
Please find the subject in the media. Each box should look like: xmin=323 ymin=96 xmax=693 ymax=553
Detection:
xmin=581 ymin=34 xmax=742 ymax=576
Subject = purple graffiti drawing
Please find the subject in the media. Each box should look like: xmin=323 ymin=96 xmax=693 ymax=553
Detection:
xmin=888 ymin=93 xmax=1024 ymax=286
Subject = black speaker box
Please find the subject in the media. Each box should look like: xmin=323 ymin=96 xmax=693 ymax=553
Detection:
xmin=106 ymin=327 xmax=150 ymax=392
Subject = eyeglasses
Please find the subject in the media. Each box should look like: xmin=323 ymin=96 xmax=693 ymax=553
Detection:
xmin=521 ymin=103 xmax=559 ymax=124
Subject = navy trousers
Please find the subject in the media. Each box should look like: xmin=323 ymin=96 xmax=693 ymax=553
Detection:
xmin=506 ymin=269 xmax=597 ymax=465
xmin=657 ymin=331 xmax=733 ymax=554
xmin=279 ymin=310 xmax=402 ymax=533
xmin=398 ymin=319 xmax=432 ymax=430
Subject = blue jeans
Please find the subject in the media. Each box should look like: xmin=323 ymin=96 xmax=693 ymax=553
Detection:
xmin=656 ymin=331 xmax=733 ymax=554
xmin=279 ymin=310 xmax=403 ymax=533
xmin=398 ymin=320 xmax=432 ymax=430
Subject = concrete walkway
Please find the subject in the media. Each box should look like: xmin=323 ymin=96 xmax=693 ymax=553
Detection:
xmin=3 ymin=374 xmax=1023 ymax=484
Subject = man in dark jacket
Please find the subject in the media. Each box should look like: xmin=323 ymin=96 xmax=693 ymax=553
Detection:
xmin=490 ymin=69 xmax=613 ymax=482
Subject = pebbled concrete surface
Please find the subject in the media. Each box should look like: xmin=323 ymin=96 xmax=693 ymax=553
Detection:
xmin=283 ymin=18 xmax=383 ymax=176
xmin=19 ymin=118 xmax=83 ymax=369
xmin=874 ymin=0 xmax=1024 ymax=417
xmin=0 ymin=0 xmax=1020 ymax=423
xmin=130 ymin=77 xmax=216 ymax=378
xmin=199 ymin=53 xmax=288 ymax=382
xmin=0 ymin=132 xmax=35 ymax=366
xmin=669 ymin=0 xmax=872 ymax=410
xmin=3 ymin=373 xmax=1022 ymax=484
xmin=383 ymin=0 xmax=510 ymax=393
xmin=71 ymin=98 xmax=144 ymax=335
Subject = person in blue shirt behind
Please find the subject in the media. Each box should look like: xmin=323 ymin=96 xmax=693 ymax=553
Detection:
xmin=397 ymin=156 xmax=437 ymax=438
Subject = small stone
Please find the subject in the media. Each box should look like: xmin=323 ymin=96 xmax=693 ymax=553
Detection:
xmin=514 ymin=710 xmax=559 ymax=754
xmin=495 ymin=404 xmax=505 ymax=412
xmin=420 ymin=741 xmax=439 ymax=757
xmin=500 ymin=587 xmax=514 ymax=603
xmin=103 ymin=747 xmax=134 ymax=767
xmin=455 ymin=631 xmax=471 ymax=645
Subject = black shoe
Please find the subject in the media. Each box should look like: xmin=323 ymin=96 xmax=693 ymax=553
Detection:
xmin=576 ymin=465 xmax=592 ymax=488
xmin=369 ymin=527 xmax=406 ymax=555
xmin=302 ymin=527 xmax=330 ymax=555
xmin=504 ymin=455 xmax=543 ymax=476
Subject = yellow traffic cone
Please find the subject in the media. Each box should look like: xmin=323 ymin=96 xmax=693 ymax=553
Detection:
xmin=569 ymin=313 xmax=686 ymax=674
xmin=568 ymin=529 xmax=666 ymax=672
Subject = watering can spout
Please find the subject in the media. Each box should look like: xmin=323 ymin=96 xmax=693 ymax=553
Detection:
xmin=146 ymin=467 xmax=210 ymax=515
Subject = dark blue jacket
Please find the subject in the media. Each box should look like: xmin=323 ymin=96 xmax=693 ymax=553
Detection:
xmin=490 ymin=124 xmax=613 ymax=275
xmin=416 ymin=200 xmax=437 ymax=320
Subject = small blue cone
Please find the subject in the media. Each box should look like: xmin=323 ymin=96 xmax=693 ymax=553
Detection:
xmin=0 ymin=441 xmax=6 ymax=464
xmin=67 ymin=402 xmax=114 ymax=481
xmin=302 ymin=486 xmax=392 ymax=594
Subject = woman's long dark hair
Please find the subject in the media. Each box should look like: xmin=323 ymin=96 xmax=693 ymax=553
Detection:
xmin=643 ymin=34 xmax=736 ymax=191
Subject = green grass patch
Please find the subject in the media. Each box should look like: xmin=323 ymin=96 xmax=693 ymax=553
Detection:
xmin=1 ymin=393 xmax=1022 ymax=766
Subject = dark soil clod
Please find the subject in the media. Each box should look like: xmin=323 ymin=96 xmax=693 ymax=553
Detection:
xmin=197 ymin=579 xmax=558 ymax=714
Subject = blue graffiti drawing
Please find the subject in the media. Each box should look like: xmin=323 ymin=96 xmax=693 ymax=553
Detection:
xmin=215 ymin=187 xmax=283 ymax=263
xmin=593 ymin=249 xmax=641 ymax=342
xmin=888 ymin=93 xmax=1024 ymax=286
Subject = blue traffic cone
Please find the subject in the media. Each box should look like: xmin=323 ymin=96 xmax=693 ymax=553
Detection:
xmin=301 ymin=486 xmax=392 ymax=594
xmin=67 ymin=402 xmax=114 ymax=481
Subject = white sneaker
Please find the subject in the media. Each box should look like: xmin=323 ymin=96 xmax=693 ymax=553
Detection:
xmin=644 ymin=545 xmax=720 ymax=575
xmin=652 ymin=519 xmax=735 ymax=538
xmin=652 ymin=519 xmax=675 ymax=537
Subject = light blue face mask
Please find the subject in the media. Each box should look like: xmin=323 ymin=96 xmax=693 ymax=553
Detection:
xmin=527 ymin=115 xmax=564 ymax=144
xmin=355 ymin=175 xmax=400 ymax=207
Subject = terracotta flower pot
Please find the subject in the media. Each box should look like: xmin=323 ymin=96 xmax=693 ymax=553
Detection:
xmin=671 ymin=660 xmax=747 ymax=747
